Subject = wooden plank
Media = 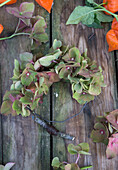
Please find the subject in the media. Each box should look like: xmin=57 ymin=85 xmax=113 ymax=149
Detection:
xmin=0 ymin=1 xmax=51 ymax=169
xmin=52 ymin=0 xmax=118 ymax=169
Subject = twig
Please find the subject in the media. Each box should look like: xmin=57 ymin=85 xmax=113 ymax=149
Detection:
xmin=26 ymin=106 xmax=75 ymax=141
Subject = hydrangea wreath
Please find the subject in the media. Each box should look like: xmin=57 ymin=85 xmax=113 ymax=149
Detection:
xmin=1 ymin=39 xmax=106 ymax=117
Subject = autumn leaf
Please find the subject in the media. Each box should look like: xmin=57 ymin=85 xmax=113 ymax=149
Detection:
xmin=106 ymin=134 xmax=118 ymax=159
xmin=35 ymin=0 xmax=53 ymax=13
xmin=0 ymin=24 xmax=3 ymax=34
xmin=0 ymin=0 xmax=17 ymax=5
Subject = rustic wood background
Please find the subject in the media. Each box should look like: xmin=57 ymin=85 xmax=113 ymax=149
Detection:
xmin=0 ymin=0 xmax=118 ymax=169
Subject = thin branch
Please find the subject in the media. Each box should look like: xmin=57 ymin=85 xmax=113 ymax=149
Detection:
xmin=26 ymin=106 xmax=75 ymax=141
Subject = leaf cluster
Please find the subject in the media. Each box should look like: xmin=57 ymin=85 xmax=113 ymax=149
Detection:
xmin=51 ymin=143 xmax=92 ymax=170
xmin=66 ymin=0 xmax=113 ymax=28
xmin=1 ymin=39 xmax=105 ymax=116
xmin=6 ymin=2 xmax=48 ymax=45
xmin=91 ymin=109 xmax=118 ymax=159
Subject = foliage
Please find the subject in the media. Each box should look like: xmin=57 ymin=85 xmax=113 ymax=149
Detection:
xmin=35 ymin=0 xmax=53 ymax=13
xmin=0 ymin=2 xmax=48 ymax=46
xmin=0 ymin=162 xmax=15 ymax=170
xmin=91 ymin=109 xmax=118 ymax=159
xmin=51 ymin=143 xmax=92 ymax=170
xmin=66 ymin=0 xmax=115 ymax=28
xmin=0 ymin=24 xmax=3 ymax=34
xmin=106 ymin=18 xmax=118 ymax=52
xmin=1 ymin=39 xmax=106 ymax=117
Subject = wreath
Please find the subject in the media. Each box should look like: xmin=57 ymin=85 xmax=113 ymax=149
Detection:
xmin=1 ymin=39 xmax=105 ymax=117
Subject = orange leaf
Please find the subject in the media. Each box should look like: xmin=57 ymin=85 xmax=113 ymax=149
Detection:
xmin=106 ymin=29 xmax=118 ymax=52
xmin=111 ymin=18 xmax=118 ymax=31
xmin=0 ymin=24 xmax=3 ymax=34
xmin=0 ymin=0 xmax=17 ymax=5
xmin=35 ymin=0 xmax=53 ymax=13
xmin=103 ymin=0 xmax=118 ymax=15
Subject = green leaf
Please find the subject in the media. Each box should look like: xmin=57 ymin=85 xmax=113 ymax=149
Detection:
xmin=78 ymin=143 xmax=89 ymax=152
xmin=1 ymin=100 xmax=12 ymax=115
xmin=79 ymin=151 xmax=91 ymax=155
xmin=96 ymin=12 xmax=113 ymax=22
xmin=20 ymin=2 xmax=35 ymax=14
xmin=12 ymin=100 xmax=22 ymax=114
xmin=67 ymin=144 xmax=81 ymax=155
xmin=32 ymin=33 xmax=48 ymax=43
xmin=22 ymin=104 xmax=30 ymax=117
xmin=14 ymin=81 xmax=23 ymax=90
xmin=66 ymin=6 xmax=95 ymax=25
xmin=53 ymin=39 xmax=62 ymax=50
xmin=80 ymin=165 xmax=93 ymax=169
xmin=20 ymin=92 xmax=33 ymax=104
xmin=88 ymin=82 xmax=101 ymax=95
xmin=20 ymin=52 xmax=33 ymax=62
xmin=73 ymin=92 xmax=94 ymax=104
xmin=4 ymin=163 xmax=15 ymax=170
xmin=33 ymin=17 xmax=46 ymax=34
xmin=21 ymin=74 xmax=33 ymax=86
xmin=87 ymin=18 xmax=103 ymax=29
xmin=39 ymin=50 xmax=62 ymax=67
xmin=51 ymin=157 xmax=60 ymax=168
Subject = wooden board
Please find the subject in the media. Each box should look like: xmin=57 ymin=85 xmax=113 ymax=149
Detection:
xmin=0 ymin=0 xmax=118 ymax=170
xmin=0 ymin=1 xmax=51 ymax=170
xmin=52 ymin=0 xmax=118 ymax=169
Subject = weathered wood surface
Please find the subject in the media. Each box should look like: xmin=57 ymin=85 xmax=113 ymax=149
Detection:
xmin=0 ymin=0 xmax=118 ymax=170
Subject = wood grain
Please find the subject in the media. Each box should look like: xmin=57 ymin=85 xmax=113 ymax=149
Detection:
xmin=52 ymin=0 xmax=118 ymax=169
xmin=0 ymin=0 xmax=118 ymax=170
xmin=0 ymin=1 xmax=51 ymax=170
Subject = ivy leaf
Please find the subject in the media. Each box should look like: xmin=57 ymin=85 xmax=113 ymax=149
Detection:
xmin=66 ymin=6 xmax=95 ymax=25
xmin=96 ymin=12 xmax=113 ymax=22
xmin=87 ymin=18 xmax=103 ymax=29
xmin=51 ymin=157 xmax=60 ymax=168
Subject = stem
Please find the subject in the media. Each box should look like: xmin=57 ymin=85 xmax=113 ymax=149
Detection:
xmin=26 ymin=106 xmax=75 ymax=141
xmin=75 ymin=154 xmax=80 ymax=164
xmin=0 ymin=32 xmax=31 ymax=40
xmin=94 ymin=2 xmax=118 ymax=21
xmin=14 ymin=19 xmax=21 ymax=34
xmin=0 ymin=0 xmax=12 ymax=7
